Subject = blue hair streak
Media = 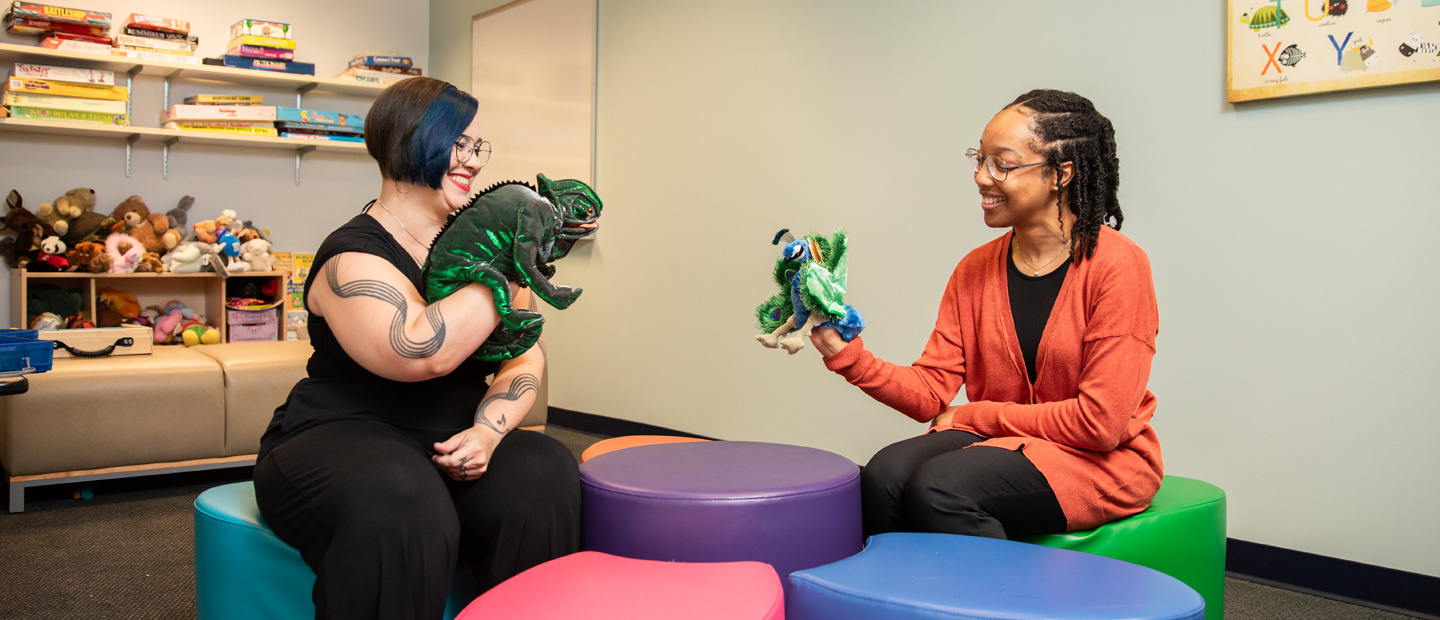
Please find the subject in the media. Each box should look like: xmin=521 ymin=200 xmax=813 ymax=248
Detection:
xmin=407 ymin=85 xmax=479 ymax=189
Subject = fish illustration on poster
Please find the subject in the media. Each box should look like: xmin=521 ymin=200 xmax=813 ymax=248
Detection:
xmin=1229 ymin=0 xmax=1440 ymax=101
xmin=1278 ymin=43 xmax=1307 ymax=65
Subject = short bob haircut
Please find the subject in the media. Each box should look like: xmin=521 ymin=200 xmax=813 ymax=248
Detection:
xmin=365 ymin=77 xmax=480 ymax=190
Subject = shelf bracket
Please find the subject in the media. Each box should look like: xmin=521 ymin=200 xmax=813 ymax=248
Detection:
xmin=125 ymin=133 xmax=141 ymax=178
xmin=125 ymin=65 xmax=142 ymax=118
xmin=296 ymin=83 xmax=318 ymax=108
xmin=162 ymin=137 xmax=179 ymax=179
xmin=294 ymin=145 xmax=317 ymax=185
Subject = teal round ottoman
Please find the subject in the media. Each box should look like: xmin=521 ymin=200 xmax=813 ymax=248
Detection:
xmin=1018 ymin=476 xmax=1227 ymax=620
xmin=194 ymin=481 xmax=476 ymax=620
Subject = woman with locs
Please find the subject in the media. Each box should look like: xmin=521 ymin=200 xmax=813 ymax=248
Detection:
xmin=252 ymin=77 xmax=580 ymax=619
xmin=811 ymin=89 xmax=1163 ymax=540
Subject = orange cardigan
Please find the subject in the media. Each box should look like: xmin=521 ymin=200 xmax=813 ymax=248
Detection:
xmin=824 ymin=226 xmax=1162 ymax=531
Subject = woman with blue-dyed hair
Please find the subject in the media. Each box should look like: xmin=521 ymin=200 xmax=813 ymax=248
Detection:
xmin=253 ymin=77 xmax=580 ymax=619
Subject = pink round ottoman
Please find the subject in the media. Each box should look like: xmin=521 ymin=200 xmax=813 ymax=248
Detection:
xmin=454 ymin=551 xmax=783 ymax=619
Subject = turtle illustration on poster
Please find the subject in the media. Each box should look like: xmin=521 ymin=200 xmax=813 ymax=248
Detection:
xmin=1241 ymin=0 xmax=1293 ymax=28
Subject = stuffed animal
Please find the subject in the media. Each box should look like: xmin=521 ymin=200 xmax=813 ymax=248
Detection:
xmin=67 ymin=240 xmax=110 ymax=273
xmin=27 ymin=235 xmax=69 ymax=272
xmin=99 ymin=287 xmax=141 ymax=319
xmin=60 ymin=210 xmax=114 ymax=247
xmin=28 ymin=312 xmax=62 ymax=331
xmin=180 ymin=320 xmax=220 ymax=347
xmin=111 ymin=196 xmax=181 ymax=253
xmin=216 ymin=230 xmax=249 ymax=273
xmin=755 ymin=229 xmax=865 ymax=355
xmin=241 ymin=239 xmax=274 ymax=271
xmin=192 ymin=219 xmax=219 ymax=244
xmin=135 ymin=251 xmax=165 ymax=273
xmin=1 ymin=190 xmax=54 ymax=268
xmin=28 ymin=283 xmax=84 ymax=319
xmin=166 ymin=196 xmax=193 ymax=233
xmin=66 ymin=315 xmax=96 ymax=329
xmin=424 ymin=175 xmax=603 ymax=361
xmin=105 ymin=233 xmax=144 ymax=273
xmin=36 ymin=188 xmax=96 ymax=237
xmin=151 ymin=300 xmax=196 ymax=343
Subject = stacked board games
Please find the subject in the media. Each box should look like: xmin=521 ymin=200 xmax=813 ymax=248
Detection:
xmin=275 ymin=106 xmax=364 ymax=143
xmin=4 ymin=62 xmax=128 ymax=125
xmin=3 ymin=1 xmax=113 ymax=53
xmin=162 ymin=95 xmax=276 ymax=136
xmin=336 ymin=51 xmax=422 ymax=86
xmin=208 ymin=19 xmax=314 ymax=76
xmin=113 ymin=13 xmax=199 ymax=64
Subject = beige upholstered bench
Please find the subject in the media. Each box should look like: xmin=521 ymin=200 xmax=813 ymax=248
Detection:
xmin=1 ymin=340 xmax=547 ymax=512
xmin=1 ymin=342 xmax=309 ymax=512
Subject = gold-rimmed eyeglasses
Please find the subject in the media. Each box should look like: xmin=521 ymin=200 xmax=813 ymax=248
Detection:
xmin=966 ymin=148 xmax=1044 ymax=182
xmin=455 ymin=138 xmax=492 ymax=167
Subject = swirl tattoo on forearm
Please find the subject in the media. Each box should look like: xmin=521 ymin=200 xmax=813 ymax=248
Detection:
xmin=326 ymin=256 xmax=446 ymax=358
xmin=474 ymin=373 xmax=539 ymax=435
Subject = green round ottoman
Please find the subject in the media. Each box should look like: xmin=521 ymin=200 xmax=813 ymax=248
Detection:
xmin=1018 ymin=476 xmax=1227 ymax=620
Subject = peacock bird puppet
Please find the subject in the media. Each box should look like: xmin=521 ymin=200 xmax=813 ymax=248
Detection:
xmin=754 ymin=228 xmax=864 ymax=354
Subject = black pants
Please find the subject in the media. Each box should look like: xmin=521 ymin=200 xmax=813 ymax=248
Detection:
xmin=253 ymin=420 xmax=581 ymax=620
xmin=861 ymin=430 xmax=1068 ymax=540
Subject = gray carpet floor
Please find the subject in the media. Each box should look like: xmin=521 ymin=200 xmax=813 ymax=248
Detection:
xmin=0 ymin=426 xmax=1419 ymax=619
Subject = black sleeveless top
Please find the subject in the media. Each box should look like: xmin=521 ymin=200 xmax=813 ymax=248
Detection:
xmin=258 ymin=209 xmax=501 ymax=458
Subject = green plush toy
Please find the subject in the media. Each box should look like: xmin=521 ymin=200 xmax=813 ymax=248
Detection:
xmin=755 ymin=228 xmax=865 ymax=355
xmin=423 ymin=174 xmax=602 ymax=361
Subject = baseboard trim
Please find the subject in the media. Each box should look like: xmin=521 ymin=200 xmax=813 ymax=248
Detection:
xmin=546 ymin=407 xmax=715 ymax=441
xmin=1227 ymin=538 xmax=1440 ymax=619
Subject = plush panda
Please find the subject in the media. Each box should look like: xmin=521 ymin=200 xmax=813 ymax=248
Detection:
xmin=29 ymin=235 xmax=69 ymax=272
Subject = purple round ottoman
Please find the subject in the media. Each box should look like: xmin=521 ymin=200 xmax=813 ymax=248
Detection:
xmin=581 ymin=441 xmax=861 ymax=585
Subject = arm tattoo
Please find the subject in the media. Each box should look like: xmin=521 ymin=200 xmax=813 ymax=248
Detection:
xmin=474 ymin=373 xmax=539 ymax=435
xmin=326 ymin=256 xmax=445 ymax=358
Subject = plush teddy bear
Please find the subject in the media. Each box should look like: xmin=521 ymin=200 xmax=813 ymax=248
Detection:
xmin=27 ymin=235 xmax=69 ymax=272
xmin=1 ymin=190 xmax=55 ymax=268
xmin=36 ymin=188 xmax=96 ymax=237
xmin=192 ymin=219 xmax=219 ymax=244
xmin=111 ymin=196 xmax=181 ymax=254
xmin=241 ymin=239 xmax=274 ymax=271
xmin=60 ymin=211 xmax=114 ymax=247
xmin=66 ymin=240 xmax=109 ymax=273
xmin=135 ymin=251 xmax=165 ymax=273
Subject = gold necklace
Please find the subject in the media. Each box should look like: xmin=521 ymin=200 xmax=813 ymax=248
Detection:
xmin=1013 ymin=238 xmax=1069 ymax=276
xmin=377 ymin=200 xmax=430 ymax=265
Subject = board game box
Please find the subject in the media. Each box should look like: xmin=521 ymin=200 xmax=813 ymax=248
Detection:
xmin=13 ymin=62 xmax=114 ymax=85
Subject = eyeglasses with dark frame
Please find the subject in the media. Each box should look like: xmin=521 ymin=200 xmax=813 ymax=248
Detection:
xmin=965 ymin=148 xmax=1044 ymax=182
xmin=455 ymin=137 xmax=492 ymax=167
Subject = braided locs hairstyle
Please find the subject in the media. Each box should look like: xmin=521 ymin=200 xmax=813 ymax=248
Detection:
xmin=1005 ymin=89 xmax=1122 ymax=261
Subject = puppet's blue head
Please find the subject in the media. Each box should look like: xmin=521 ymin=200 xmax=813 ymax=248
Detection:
xmin=783 ymin=239 xmax=811 ymax=262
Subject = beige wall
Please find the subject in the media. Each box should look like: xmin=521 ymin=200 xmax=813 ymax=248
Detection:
xmin=0 ymin=0 xmax=431 ymax=326
xmin=523 ymin=1 xmax=1437 ymax=577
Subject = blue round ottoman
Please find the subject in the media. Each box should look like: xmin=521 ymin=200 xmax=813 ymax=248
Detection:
xmin=787 ymin=533 xmax=1205 ymax=620
xmin=581 ymin=441 xmax=861 ymax=587
xmin=194 ymin=481 xmax=476 ymax=620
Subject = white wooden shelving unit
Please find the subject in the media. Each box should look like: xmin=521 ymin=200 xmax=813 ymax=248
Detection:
xmin=0 ymin=42 xmax=383 ymax=183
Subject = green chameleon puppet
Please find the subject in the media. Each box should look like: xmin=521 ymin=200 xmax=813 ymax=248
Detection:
xmin=423 ymin=173 xmax=602 ymax=361
xmin=754 ymin=228 xmax=864 ymax=355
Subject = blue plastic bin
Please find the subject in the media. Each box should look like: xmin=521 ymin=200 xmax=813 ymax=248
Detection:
xmin=0 ymin=329 xmax=54 ymax=375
